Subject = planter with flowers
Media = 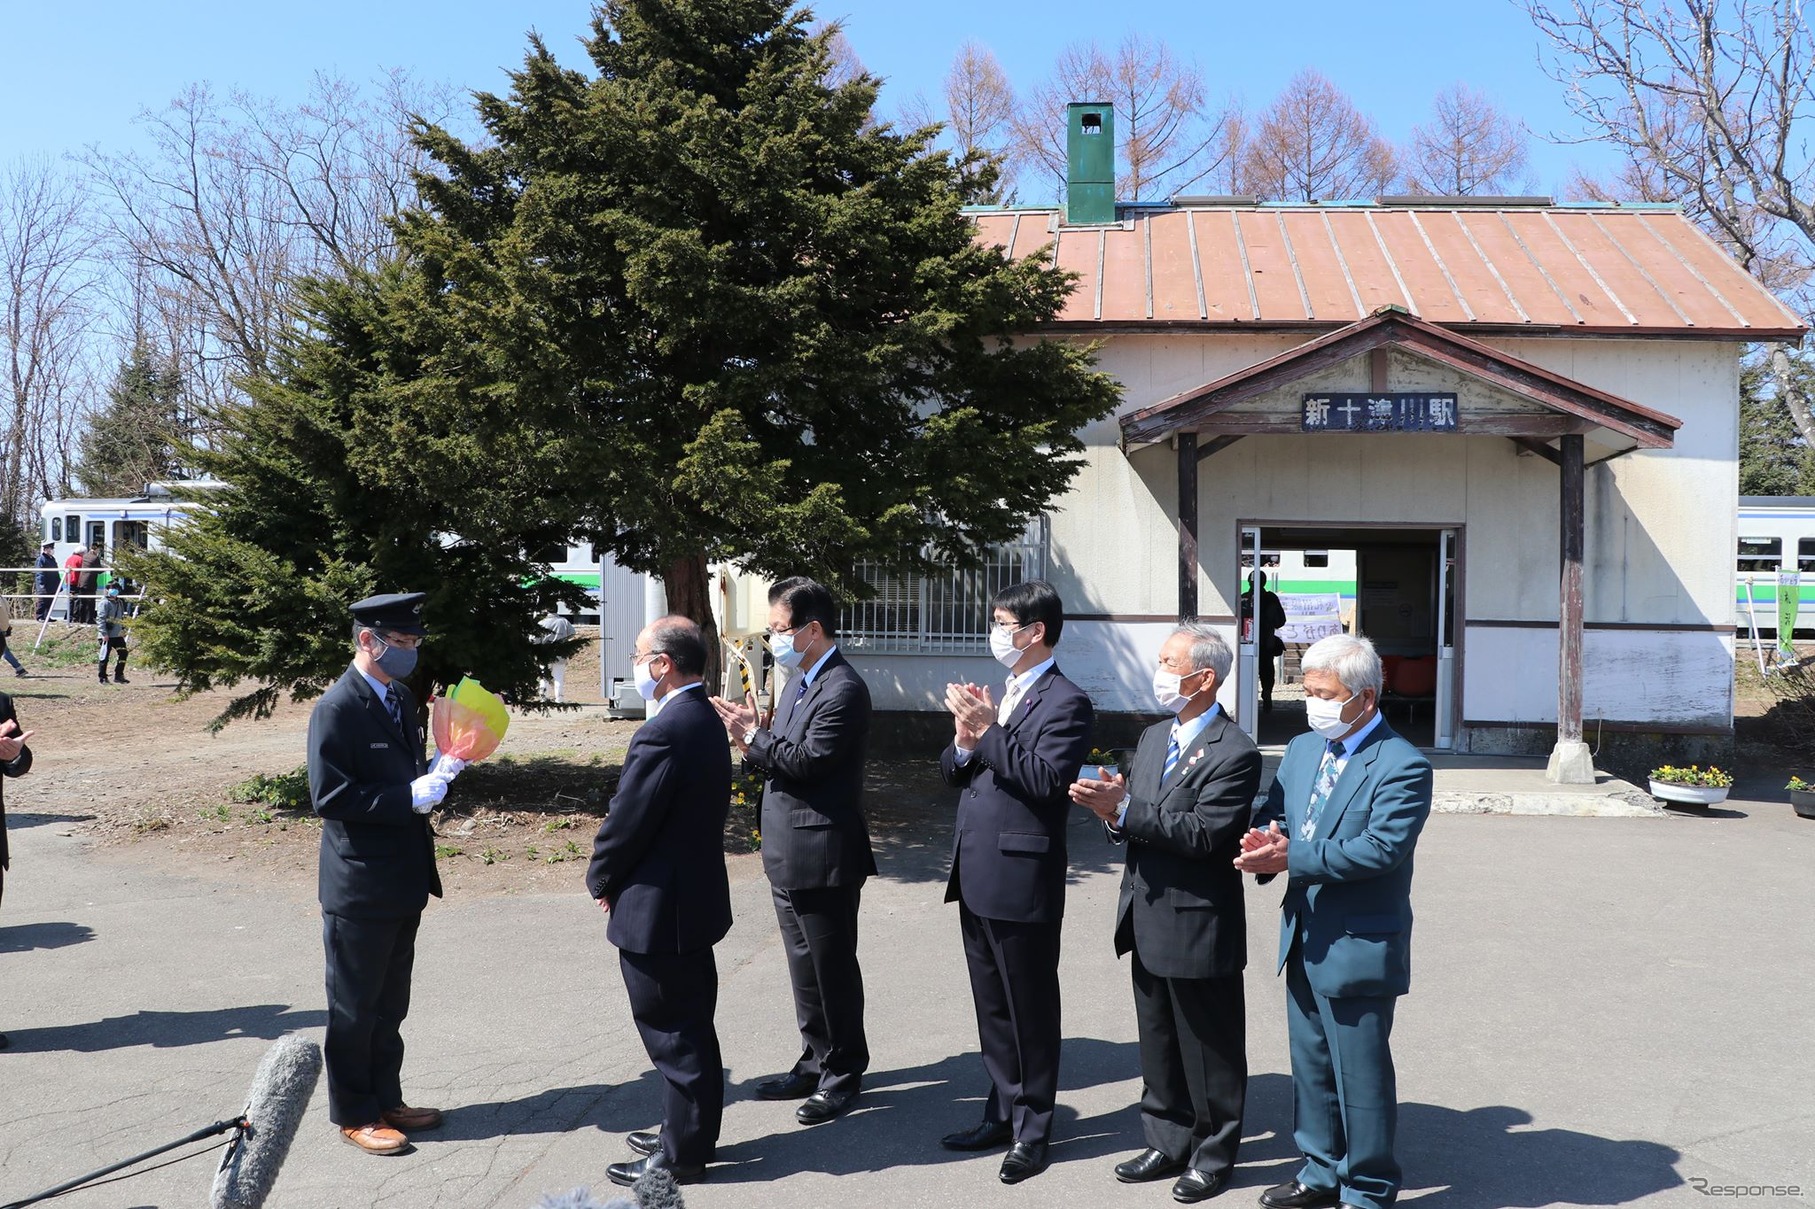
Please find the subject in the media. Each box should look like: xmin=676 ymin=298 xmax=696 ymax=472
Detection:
xmin=1084 ymin=748 xmax=1124 ymax=782
xmin=1789 ymin=776 xmax=1815 ymax=819
xmin=1648 ymin=765 xmax=1733 ymax=807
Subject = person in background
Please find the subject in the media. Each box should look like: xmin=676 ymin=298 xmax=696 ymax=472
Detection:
xmin=1241 ymin=570 xmax=1288 ymax=712
xmin=76 ymin=544 xmax=102 ymax=626
xmin=0 ymin=693 xmax=36 ymax=1050
xmin=62 ymin=547 xmax=86 ymax=625
xmin=34 ymin=542 xmax=58 ymax=622
xmin=96 ymin=584 xmax=129 ymax=684
xmin=536 ymin=613 xmax=578 ymax=702
xmin=0 ymin=612 xmax=28 ymax=677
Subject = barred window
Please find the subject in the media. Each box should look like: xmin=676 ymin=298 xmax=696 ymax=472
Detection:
xmin=840 ymin=520 xmax=1048 ymax=654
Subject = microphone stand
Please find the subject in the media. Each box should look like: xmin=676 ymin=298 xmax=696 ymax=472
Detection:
xmin=1 ymin=1117 xmax=248 ymax=1208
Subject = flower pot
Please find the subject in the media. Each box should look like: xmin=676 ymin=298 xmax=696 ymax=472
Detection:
xmin=1791 ymin=789 xmax=1815 ymax=819
xmin=1649 ymin=779 xmax=1730 ymax=807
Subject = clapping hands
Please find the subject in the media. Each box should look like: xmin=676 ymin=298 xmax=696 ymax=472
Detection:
xmin=943 ymin=682 xmax=995 ymax=747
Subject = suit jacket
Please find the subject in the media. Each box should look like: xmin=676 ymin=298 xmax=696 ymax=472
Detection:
xmin=746 ymin=650 xmax=876 ymax=890
xmin=586 ymin=687 xmax=732 ymax=956
xmin=307 ymin=666 xmax=441 ymax=919
xmin=1252 ymin=719 xmax=1433 ymax=999
xmin=1113 ymin=709 xmax=1262 ymax=980
xmin=939 ymin=666 xmax=1094 ymax=924
xmin=0 ymin=692 xmax=35 ymax=894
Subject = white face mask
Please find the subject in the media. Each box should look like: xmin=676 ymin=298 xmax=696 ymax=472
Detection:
xmin=770 ymin=628 xmax=806 ymax=669
xmin=1151 ymin=668 xmax=1200 ymax=714
xmin=1305 ymin=692 xmax=1359 ymax=740
xmin=989 ymin=622 xmax=1032 ymax=669
xmin=633 ymin=655 xmax=663 ymax=702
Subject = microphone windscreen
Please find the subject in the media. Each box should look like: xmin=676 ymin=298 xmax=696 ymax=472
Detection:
xmin=633 ymin=1167 xmax=685 ymax=1209
xmin=531 ymin=1190 xmax=636 ymax=1209
xmin=209 ymin=1035 xmax=323 ymax=1209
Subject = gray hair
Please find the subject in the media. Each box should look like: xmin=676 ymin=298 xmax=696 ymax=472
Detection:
xmin=1300 ymin=633 xmax=1383 ymax=697
xmin=1172 ymin=622 xmax=1233 ymax=684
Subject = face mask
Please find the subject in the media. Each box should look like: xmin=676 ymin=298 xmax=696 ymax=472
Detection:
xmin=770 ymin=627 xmax=807 ymax=669
xmin=633 ymin=655 xmax=663 ymax=701
xmin=989 ymin=623 xmax=1031 ymax=669
xmin=1152 ymin=668 xmax=1200 ymax=714
xmin=374 ymin=638 xmax=418 ymax=681
xmin=1305 ymin=692 xmax=1358 ymax=740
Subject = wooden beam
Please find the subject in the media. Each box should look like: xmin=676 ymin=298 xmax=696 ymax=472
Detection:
xmin=1195 ymin=434 xmax=1245 ymax=461
xmin=1509 ymin=436 xmax=1562 ymax=464
xmin=1369 ymin=346 xmax=1388 ymax=390
xmin=1178 ymin=433 xmax=1199 ymax=622
xmin=1558 ymin=433 xmax=1585 ymax=745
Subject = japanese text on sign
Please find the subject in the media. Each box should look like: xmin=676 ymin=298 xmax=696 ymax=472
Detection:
xmin=1302 ymin=393 xmax=1458 ymax=432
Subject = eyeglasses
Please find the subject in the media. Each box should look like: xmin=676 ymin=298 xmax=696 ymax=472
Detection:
xmin=992 ymin=620 xmax=1033 ymax=635
xmin=764 ymin=621 xmax=815 ymax=639
xmin=377 ymin=632 xmax=423 ymax=650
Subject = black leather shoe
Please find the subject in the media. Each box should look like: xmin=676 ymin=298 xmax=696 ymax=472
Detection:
xmin=999 ymin=1140 xmax=1049 ymax=1184
xmin=1172 ymin=1168 xmax=1231 ymax=1203
xmin=625 ymin=1130 xmax=660 ymax=1157
xmin=606 ymin=1152 xmax=704 ymax=1187
xmin=754 ymin=1070 xmax=817 ymax=1100
xmin=1259 ymin=1180 xmax=1341 ymax=1209
xmin=941 ymin=1118 xmax=1013 ymax=1151
xmin=0 ymin=1032 xmax=9 ymax=1050
xmin=796 ymin=1088 xmax=857 ymax=1125
xmin=1116 ymin=1147 xmax=1187 ymax=1183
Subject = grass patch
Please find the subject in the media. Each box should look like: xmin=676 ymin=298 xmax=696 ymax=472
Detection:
xmin=229 ymin=767 xmax=310 ymax=812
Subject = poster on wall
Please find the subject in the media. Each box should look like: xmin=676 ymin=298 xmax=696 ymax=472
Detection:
xmin=1779 ymin=572 xmax=1801 ymax=662
xmin=1279 ymin=593 xmax=1344 ymax=644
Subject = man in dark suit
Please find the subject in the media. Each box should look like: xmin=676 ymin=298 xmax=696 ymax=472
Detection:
xmin=710 ymin=577 xmax=875 ymax=1126
xmin=0 ymin=692 xmax=36 ymax=1050
xmin=1070 ymin=624 xmax=1261 ymax=1203
xmin=1237 ymin=633 xmax=1432 ymax=1209
xmin=308 ymin=592 xmax=463 ymax=1156
xmin=589 ymin=616 xmax=733 ymax=1187
xmin=938 ymin=579 xmax=1094 ymax=1184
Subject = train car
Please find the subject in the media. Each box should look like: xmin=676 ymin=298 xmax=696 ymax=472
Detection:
xmin=1736 ymin=496 xmax=1815 ymax=637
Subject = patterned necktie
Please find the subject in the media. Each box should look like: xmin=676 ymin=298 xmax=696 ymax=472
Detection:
xmin=796 ymin=673 xmax=810 ymax=702
xmin=1302 ymin=740 xmax=1342 ymax=840
xmin=999 ymin=676 xmax=1024 ymax=723
xmin=385 ymin=684 xmax=404 ymax=732
xmin=1162 ymin=726 xmax=1182 ymax=781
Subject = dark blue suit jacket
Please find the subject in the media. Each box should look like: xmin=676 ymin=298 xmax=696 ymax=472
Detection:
xmin=1252 ymin=719 xmax=1432 ymax=998
xmin=939 ymin=666 xmax=1093 ymax=924
xmin=586 ymin=687 xmax=732 ymax=956
xmin=307 ymin=666 xmax=440 ymax=919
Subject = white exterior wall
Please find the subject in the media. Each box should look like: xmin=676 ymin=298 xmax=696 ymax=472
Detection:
xmin=849 ymin=330 xmax=1743 ymax=733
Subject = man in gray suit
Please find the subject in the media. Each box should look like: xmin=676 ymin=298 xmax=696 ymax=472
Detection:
xmin=1236 ymin=633 xmax=1433 ymax=1209
xmin=1071 ymin=624 xmax=1261 ymax=1203
xmin=712 ymin=577 xmax=875 ymax=1127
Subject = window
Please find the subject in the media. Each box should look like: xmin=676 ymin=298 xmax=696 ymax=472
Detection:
xmin=839 ymin=520 xmax=1048 ymax=654
xmin=1738 ymin=537 xmax=1782 ymax=574
xmin=65 ymin=515 xmax=79 ymax=543
xmin=1801 ymin=538 xmax=1815 ymax=575
xmin=50 ymin=517 xmax=61 ymax=541
xmin=117 ymin=520 xmax=150 ymax=550
xmin=1303 ymin=551 xmax=1330 ymax=568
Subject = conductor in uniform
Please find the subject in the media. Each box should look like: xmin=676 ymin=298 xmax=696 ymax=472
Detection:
xmin=588 ymin=616 xmax=732 ymax=1187
xmin=308 ymin=592 xmax=464 ymax=1156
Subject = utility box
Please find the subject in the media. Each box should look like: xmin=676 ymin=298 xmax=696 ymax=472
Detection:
xmin=1066 ymin=102 xmax=1115 ymax=225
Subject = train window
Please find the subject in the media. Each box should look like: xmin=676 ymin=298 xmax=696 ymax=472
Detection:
xmin=1801 ymin=538 xmax=1815 ymax=574
xmin=65 ymin=514 xmax=80 ymax=542
xmin=1737 ymin=537 xmax=1781 ymax=574
xmin=50 ymin=517 xmax=61 ymax=541
xmin=1303 ymin=551 xmax=1330 ymax=568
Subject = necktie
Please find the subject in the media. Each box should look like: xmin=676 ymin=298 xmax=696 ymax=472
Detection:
xmin=385 ymin=684 xmax=404 ymax=732
xmin=999 ymin=677 xmax=1024 ymax=723
xmin=796 ymin=674 xmax=810 ymax=702
xmin=1162 ymin=726 xmax=1182 ymax=781
xmin=1302 ymin=740 xmax=1342 ymax=840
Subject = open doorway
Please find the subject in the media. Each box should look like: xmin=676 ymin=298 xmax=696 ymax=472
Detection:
xmin=1237 ymin=525 xmax=1459 ymax=751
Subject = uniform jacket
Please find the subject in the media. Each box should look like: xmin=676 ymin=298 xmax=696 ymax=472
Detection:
xmin=1252 ymin=720 xmax=1433 ymax=999
xmin=939 ymin=666 xmax=1094 ymax=924
xmin=307 ymin=665 xmax=441 ymax=919
xmin=1113 ymin=709 xmax=1262 ymax=980
xmin=746 ymin=650 xmax=876 ymax=891
xmin=0 ymin=692 xmax=35 ymax=895
xmin=34 ymin=552 xmax=57 ymax=594
xmin=586 ymin=687 xmax=733 ymax=956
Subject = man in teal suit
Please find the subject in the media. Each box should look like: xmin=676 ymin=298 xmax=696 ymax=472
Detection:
xmin=1236 ymin=634 xmax=1432 ymax=1209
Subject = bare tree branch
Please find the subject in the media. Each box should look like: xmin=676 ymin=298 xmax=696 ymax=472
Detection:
xmin=1238 ymin=69 xmax=1397 ymax=202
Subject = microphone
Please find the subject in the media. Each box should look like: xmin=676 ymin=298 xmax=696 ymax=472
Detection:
xmin=209 ymin=1035 xmax=323 ymax=1209
xmin=532 ymin=1167 xmax=683 ymax=1209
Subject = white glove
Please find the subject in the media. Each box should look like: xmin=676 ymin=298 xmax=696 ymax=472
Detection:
xmin=429 ymin=753 xmax=468 ymax=780
xmin=410 ymin=774 xmax=450 ymax=813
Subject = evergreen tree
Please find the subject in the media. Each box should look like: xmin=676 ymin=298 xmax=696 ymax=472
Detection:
xmin=1740 ymin=359 xmax=1815 ymax=497
xmin=75 ymin=345 xmax=187 ymax=497
xmin=402 ymin=0 xmax=1120 ymax=668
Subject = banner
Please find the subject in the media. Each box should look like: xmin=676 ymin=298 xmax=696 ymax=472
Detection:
xmin=1279 ymin=593 xmax=1344 ymax=644
xmin=1779 ymin=572 xmax=1801 ymax=661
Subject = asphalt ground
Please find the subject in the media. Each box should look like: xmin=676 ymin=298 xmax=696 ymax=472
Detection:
xmin=2 ymin=788 xmax=1811 ymax=1209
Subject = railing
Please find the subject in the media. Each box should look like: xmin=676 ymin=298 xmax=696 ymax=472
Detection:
xmin=0 ymin=566 xmax=146 ymax=651
xmin=839 ymin=521 xmax=1048 ymax=655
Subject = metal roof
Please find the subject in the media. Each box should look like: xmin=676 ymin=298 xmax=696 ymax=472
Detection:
xmin=969 ymin=203 xmax=1807 ymax=338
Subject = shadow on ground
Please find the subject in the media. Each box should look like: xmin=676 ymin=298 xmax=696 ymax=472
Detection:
xmin=0 ymin=920 xmax=96 ymax=952
xmin=4 ymin=811 xmax=94 ymax=829
xmin=1 ymin=1003 xmax=326 ymax=1052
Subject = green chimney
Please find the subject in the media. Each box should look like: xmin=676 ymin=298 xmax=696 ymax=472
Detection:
xmin=1066 ymin=102 xmax=1115 ymax=225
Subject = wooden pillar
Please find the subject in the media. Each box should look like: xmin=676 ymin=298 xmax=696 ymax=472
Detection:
xmin=1178 ymin=432 xmax=1198 ymax=622
xmin=1547 ymin=432 xmax=1592 ymax=781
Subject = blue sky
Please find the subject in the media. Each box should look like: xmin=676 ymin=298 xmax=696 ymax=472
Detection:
xmin=2 ymin=0 xmax=1617 ymax=191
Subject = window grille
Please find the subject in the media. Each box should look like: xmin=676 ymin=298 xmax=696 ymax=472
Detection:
xmin=1737 ymin=536 xmax=1782 ymax=575
xmin=839 ymin=519 xmax=1048 ymax=654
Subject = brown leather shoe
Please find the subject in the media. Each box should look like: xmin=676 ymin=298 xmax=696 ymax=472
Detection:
xmin=381 ymin=1104 xmax=443 ymax=1132
xmin=340 ymin=1123 xmax=410 ymax=1154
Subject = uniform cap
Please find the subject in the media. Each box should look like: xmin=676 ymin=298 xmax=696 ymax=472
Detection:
xmin=350 ymin=592 xmax=428 ymax=635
